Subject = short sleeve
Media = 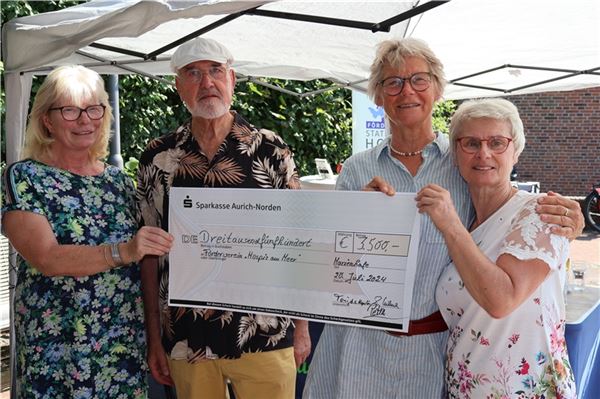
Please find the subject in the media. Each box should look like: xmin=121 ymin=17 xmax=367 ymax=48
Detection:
xmin=335 ymin=159 xmax=358 ymax=191
xmin=257 ymin=128 xmax=300 ymax=190
xmin=121 ymin=172 xmax=139 ymax=222
xmin=277 ymin=140 xmax=300 ymax=190
xmin=501 ymin=196 xmax=568 ymax=270
xmin=1 ymin=161 xmax=47 ymax=217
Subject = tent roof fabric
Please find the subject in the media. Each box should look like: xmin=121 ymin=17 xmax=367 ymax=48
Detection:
xmin=3 ymin=0 xmax=600 ymax=164
xmin=4 ymin=0 xmax=600 ymax=99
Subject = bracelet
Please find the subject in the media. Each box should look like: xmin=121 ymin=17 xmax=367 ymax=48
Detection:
xmin=110 ymin=243 xmax=123 ymax=266
xmin=103 ymin=245 xmax=113 ymax=268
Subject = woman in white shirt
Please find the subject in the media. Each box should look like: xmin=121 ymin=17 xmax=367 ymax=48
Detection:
xmin=416 ymin=98 xmax=577 ymax=398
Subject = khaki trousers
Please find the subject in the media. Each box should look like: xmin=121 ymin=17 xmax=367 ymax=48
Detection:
xmin=168 ymin=347 xmax=296 ymax=399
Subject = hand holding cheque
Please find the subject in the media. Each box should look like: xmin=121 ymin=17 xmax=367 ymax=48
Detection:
xmin=168 ymin=187 xmax=421 ymax=332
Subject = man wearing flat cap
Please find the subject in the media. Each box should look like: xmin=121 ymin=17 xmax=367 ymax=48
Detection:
xmin=137 ymin=37 xmax=310 ymax=398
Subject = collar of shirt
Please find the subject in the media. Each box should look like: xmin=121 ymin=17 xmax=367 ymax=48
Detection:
xmin=177 ymin=110 xmax=249 ymax=149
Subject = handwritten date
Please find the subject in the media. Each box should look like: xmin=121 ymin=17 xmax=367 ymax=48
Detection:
xmin=333 ymin=271 xmax=387 ymax=284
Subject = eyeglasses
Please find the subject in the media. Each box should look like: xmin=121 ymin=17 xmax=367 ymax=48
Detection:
xmin=378 ymin=72 xmax=432 ymax=96
xmin=48 ymin=105 xmax=106 ymax=121
xmin=456 ymin=136 xmax=514 ymax=154
xmin=178 ymin=66 xmax=227 ymax=83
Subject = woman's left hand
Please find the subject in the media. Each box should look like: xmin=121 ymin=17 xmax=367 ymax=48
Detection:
xmin=416 ymin=184 xmax=461 ymax=232
xmin=362 ymin=176 xmax=396 ymax=196
xmin=120 ymin=226 xmax=174 ymax=264
xmin=536 ymin=191 xmax=584 ymax=240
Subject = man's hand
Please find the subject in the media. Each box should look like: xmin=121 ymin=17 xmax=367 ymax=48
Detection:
xmin=292 ymin=319 xmax=311 ymax=367
xmin=536 ymin=191 xmax=584 ymax=241
xmin=147 ymin=340 xmax=174 ymax=386
xmin=141 ymin=256 xmax=173 ymax=386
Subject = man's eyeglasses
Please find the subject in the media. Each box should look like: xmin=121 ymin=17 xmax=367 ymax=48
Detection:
xmin=48 ymin=105 xmax=106 ymax=121
xmin=378 ymin=72 xmax=432 ymax=96
xmin=456 ymin=136 xmax=513 ymax=154
xmin=178 ymin=66 xmax=227 ymax=83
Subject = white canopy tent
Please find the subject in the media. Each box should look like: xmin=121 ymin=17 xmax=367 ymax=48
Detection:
xmin=3 ymin=0 xmax=600 ymax=165
xmin=2 ymin=1 xmax=600 ymax=394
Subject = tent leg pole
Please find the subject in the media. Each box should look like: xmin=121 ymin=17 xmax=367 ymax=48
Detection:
xmin=107 ymin=74 xmax=123 ymax=169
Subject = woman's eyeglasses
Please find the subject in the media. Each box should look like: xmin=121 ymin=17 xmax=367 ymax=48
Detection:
xmin=378 ymin=72 xmax=432 ymax=96
xmin=456 ymin=136 xmax=513 ymax=154
xmin=48 ymin=105 xmax=106 ymax=121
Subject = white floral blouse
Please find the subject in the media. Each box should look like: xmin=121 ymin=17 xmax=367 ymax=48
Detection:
xmin=436 ymin=191 xmax=577 ymax=398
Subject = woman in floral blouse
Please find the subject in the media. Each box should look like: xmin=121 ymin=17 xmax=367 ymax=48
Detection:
xmin=2 ymin=65 xmax=173 ymax=398
xmin=416 ymin=98 xmax=576 ymax=398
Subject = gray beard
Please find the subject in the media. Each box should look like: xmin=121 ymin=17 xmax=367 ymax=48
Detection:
xmin=186 ymin=99 xmax=230 ymax=119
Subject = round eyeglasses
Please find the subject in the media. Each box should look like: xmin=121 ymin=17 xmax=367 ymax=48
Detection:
xmin=378 ymin=72 xmax=432 ymax=96
xmin=48 ymin=105 xmax=106 ymax=121
xmin=178 ymin=65 xmax=227 ymax=83
xmin=456 ymin=136 xmax=513 ymax=154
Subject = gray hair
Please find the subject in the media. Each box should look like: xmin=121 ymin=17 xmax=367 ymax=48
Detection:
xmin=449 ymin=98 xmax=526 ymax=157
xmin=367 ymin=38 xmax=446 ymax=102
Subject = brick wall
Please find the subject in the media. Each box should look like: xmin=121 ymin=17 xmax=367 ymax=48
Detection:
xmin=506 ymin=87 xmax=600 ymax=196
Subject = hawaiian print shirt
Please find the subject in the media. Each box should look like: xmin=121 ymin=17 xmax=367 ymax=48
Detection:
xmin=2 ymin=160 xmax=147 ymax=399
xmin=136 ymin=111 xmax=300 ymax=361
xmin=436 ymin=192 xmax=577 ymax=398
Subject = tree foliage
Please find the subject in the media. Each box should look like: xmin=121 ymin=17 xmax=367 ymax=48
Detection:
xmin=234 ymin=80 xmax=352 ymax=175
xmin=432 ymin=100 xmax=456 ymax=134
xmin=117 ymin=75 xmax=186 ymax=157
xmin=1 ymin=1 xmax=454 ymax=177
xmin=114 ymin=76 xmax=352 ymax=177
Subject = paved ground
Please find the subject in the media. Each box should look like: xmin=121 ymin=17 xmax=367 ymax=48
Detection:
xmin=566 ymin=227 xmax=600 ymax=322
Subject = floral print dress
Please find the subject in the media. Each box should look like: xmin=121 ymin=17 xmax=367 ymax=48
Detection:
xmin=436 ymin=191 xmax=577 ymax=398
xmin=2 ymin=160 xmax=147 ymax=399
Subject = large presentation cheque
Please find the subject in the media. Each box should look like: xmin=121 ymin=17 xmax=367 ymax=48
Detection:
xmin=169 ymin=187 xmax=420 ymax=332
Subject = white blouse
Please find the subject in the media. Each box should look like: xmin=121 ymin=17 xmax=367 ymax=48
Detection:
xmin=436 ymin=191 xmax=577 ymax=398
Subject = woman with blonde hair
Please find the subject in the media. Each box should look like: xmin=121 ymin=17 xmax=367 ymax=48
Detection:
xmin=2 ymin=65 xmax=173 ymax=398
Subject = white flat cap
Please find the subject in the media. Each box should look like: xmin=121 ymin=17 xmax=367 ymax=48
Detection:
xmin=170 ymin=37 xmax=234 ymax=73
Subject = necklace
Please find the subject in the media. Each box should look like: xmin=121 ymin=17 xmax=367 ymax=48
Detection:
xmin=389 ymin=141 xmax=429 ymax=157
xmin=470 ymin=187 xmax=517 ymax=231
